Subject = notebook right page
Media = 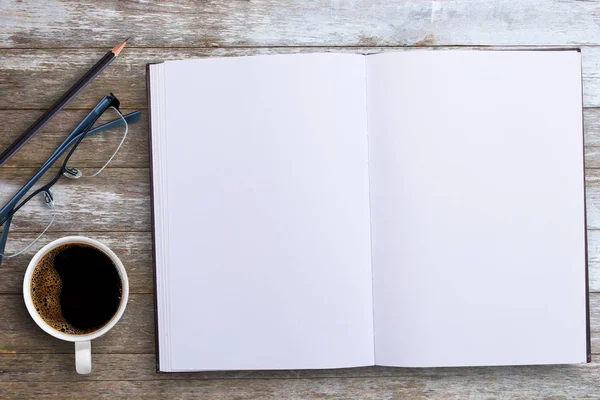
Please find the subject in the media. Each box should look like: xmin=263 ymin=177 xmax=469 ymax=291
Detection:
xmin=366 ymin=50 xmax=587 ymax=367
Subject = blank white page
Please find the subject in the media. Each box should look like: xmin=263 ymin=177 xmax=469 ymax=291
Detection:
xmin=367 ymin=51 xmax=587 ymax=367
xmin=151 ymin=54 xmax=374 ymax=371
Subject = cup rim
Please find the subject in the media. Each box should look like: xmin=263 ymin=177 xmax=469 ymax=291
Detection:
xmin=23 ymin=236 xmax=129 ymax=342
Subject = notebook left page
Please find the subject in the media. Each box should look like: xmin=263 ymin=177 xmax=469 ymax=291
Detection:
xmin=150 ymin=54 xmax=374 ymax=371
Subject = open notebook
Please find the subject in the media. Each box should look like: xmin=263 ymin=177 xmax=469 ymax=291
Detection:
xmin=147 ymin=50 xmax=589 ymax=372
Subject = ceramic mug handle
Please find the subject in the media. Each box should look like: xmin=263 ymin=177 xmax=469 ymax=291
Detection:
xmin=75 ymin=341 xmax=92 ymax=374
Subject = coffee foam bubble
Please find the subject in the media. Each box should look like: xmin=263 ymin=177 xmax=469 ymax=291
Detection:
xmin=31 ymin=244 xmax=98 ymax=335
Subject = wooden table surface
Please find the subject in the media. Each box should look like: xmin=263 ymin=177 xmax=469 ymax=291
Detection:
xmin=3 ymin=1 xmax=600 ymax=398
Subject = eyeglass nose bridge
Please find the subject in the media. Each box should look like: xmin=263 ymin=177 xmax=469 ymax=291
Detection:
xmin=63 ymin=167 xmax=82 ymax=180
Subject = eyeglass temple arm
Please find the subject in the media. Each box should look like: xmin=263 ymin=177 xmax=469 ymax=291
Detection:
xmin=0 ymin=216 xmax=13 ymax=265
xmin=0 ymin=102 xmax=139 ymax=264
xmin=48 ymin=111 xmax=142 ymax=168
xmin=0 ymin=110 xmax=142 ymax=223
xmin=0 ymin=103 xmax=104 ymax=223
xmin=86 ymin=110 xmax=141 ymax=136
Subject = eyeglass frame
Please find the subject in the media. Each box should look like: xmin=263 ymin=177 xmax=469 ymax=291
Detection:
xmin=0 ymin=93 xmax=142 ymax=264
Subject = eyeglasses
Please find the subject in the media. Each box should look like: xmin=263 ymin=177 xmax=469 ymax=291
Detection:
xmin=0 ymin=94 xmax=142 ymax=263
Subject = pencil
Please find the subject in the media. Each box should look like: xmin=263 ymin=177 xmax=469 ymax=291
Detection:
xmin=0 ymin=38 xmax=129 ymax=168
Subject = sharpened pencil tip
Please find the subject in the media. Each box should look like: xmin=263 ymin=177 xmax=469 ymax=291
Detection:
xmin=112 ymin=39 xmax=129 ymax=56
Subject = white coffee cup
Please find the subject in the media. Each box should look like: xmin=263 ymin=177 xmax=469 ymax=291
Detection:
xmin=23 ymin=236 xmax=129 ymax=374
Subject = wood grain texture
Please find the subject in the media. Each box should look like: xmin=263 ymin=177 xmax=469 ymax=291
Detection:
xmin=3 ymin=230 xmax=600 ymax=296
xmin=0 ymin=109 xmax=148 ymax=168
xmin=585 ymin=108 xmax=600 ymax=170
xmin=0 ymin=168 xmax=150 ymax=232
xmin=2 ymin=168 xmax=600 ymax=290
xmin=2 ymin=353 xmax=600 ymax=400
xmin=3 ymin=0 xmax=600 ymax=48
xmin=3 ymin=365 xmax=600 ymax=400
xmin=2 ymin=230 xmax=600 ymax=296
xmin=0 ymin=294 xmax=155 ymax=354
xmin=587 ymin=230 xmax=600 ymax=293
xmin=1 ymin=168 xmax=596 ymax=235
xmin=0 ymin=232 xmax=153 ymax=294
xmin=2 ymin=1 xmax=600 ymax=398
xmin=4 ymin=47 xmax=600 ymax=109
xmin=0 ymin=106 xmax=596 ymax=169
xmin=1 ymin=293 xmax=599 ymax=357
xmin=3 ymin=350 xmax=600 ymax=384
xmin=586 ymin=170 xmax=600 ymax=232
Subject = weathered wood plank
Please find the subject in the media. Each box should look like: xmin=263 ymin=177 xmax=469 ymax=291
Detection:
xmin=1 ymin=293 xmax=599 ymax=356
xmin=0 ymin=232 xmax=153 ymax=294
xmin=585 ymin=108 xmax=600 ymax=171
xmin=4 ymin=353 xmax=600 ymax=388
xmin=0 ymin=48 xmax=267 ymax=110
xmin=1 ymin=108 xmax=599 ymax=169
xmin=585 ymin=109 xmax=600 ymax=148
xmin=0 ymin=168 xmax=150 ymax=233
xmin=4 ymin=366 xmax=600 ymax=400
xmin=2 ymin=231 xmax=600 ymax=296
xmin=0 ymin=294 xmax=154 ymax=354
xmin=1 ymin=354 xmax=370 ymax=381
xmin=3 ymin=168 xmax=598 ymax=233
xmin=586 ymin=170 xmax=600 ymax=231
xmin=0 ymin=355 xmax=367 ymax=381
xmin=3 ymin=47 xmax=600 ymax=109
xmin=1 ymin=291 xmax=598 ymax=396
xmin=0 ymin=105 xmax=597 ymax=169
xmin=592 ymin=292 xmax=600 ymax=355
xmin=587 ymin=230 xmax=600 ymax=293
xmin=0 ymin=109 xmax=148 ymax=168
xmin=2 ymin=167 xmax=600 ymax=290
xmin=3 ymin=0 xmax=600 ymax=48
xmin=3 ymin=2 xmax=600 ymax=398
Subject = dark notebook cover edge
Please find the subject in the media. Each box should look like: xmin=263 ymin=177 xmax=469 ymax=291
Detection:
xmin=555 ymin=47 xmax=590 ymax=363
xmin=579 ymin=49 xmax=592 ymax=363
xmin=145 ymin=62 xmax=164 ymax=373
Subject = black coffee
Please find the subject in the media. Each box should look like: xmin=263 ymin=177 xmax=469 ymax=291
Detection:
xmin=31 ymin=243 xmax=122 ymax=335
